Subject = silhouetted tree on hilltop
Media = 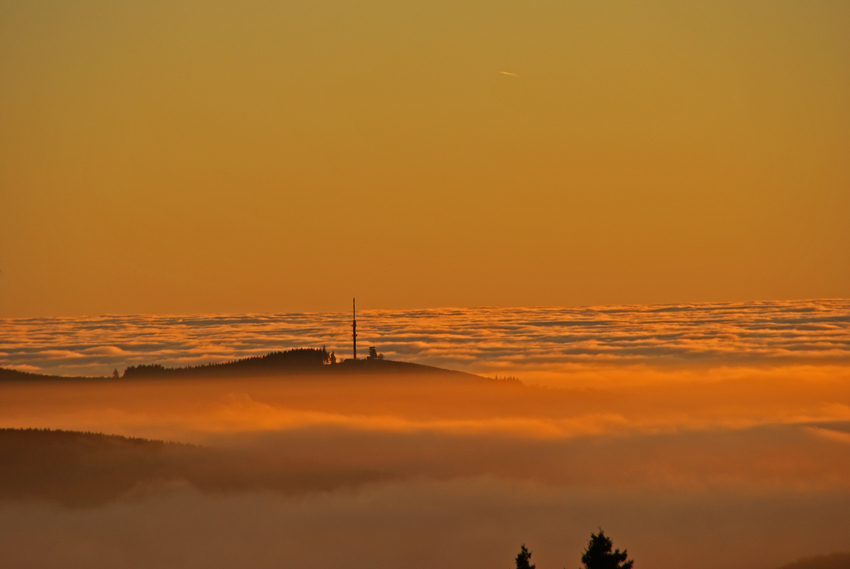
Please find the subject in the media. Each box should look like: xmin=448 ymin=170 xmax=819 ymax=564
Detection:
xmin=580 ymin=530 xmax=633 ymax=569
xmin=516 ymin=544 xmax=535 ymax=569
xmin=122 ymin=348 xmax=329 ymax=378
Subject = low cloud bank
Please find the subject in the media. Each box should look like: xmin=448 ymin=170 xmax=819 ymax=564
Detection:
xmin=4 ymin=420 xmax=850 ymax=508
xmin=1 ymin=368 xmax=849 ymax=568
xmin=0 ymin=478 xmax=847 ymax=569
xmin=3 ymin=367 xmax=849 ymax=441
xmin=3 ymin=371 xmax=850 ymax=502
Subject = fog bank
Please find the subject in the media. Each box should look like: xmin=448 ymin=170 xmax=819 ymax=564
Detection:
xmin=1 ymin=478 xmax=848 ymax=569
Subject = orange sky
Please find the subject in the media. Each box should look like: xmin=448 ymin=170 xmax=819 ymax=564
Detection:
xmin=1 ymin=1 xmax=848 ymax=317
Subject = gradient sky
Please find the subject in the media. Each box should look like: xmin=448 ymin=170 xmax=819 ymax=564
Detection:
xmin=1 ymin=1 xmax=848 ymax=317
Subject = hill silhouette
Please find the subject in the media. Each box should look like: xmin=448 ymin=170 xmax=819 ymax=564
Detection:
xmin=122 ymin=347 xmax=330 ymax=378
xmin=0 ymin=367 xmax=104 ymax=381
xmin=0 ymin=428 xmax=391 ymax=507
xmin=0 ymin=348 xmax=493 ymax=383
xmin=778 ymin=552 xmax=850 ymax=569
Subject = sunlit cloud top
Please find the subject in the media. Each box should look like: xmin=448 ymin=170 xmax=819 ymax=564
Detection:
xmin=1 ymin=299 xmax=847 ymax=377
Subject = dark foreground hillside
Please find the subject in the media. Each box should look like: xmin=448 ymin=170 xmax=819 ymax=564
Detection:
xmin=0 ymin=429 xmax=390 ymax=507
xmin=779 ymin=553 xmax=850 ymax=569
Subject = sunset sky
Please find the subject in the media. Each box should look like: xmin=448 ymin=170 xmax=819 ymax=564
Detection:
xmin=2 ymin=5 xmax=850 ymax=567
xmin=1 ymin=1 xmax=848 ymax=317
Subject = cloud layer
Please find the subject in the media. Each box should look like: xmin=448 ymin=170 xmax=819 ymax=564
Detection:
xmin=1 ymin=299 xmax=848 ymax=378
xmin=2 ymin=300 xmax=850 ymax=569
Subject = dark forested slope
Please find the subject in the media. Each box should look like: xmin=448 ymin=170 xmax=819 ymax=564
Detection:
xmin=0 ymin=428 xmax=389 ymax=506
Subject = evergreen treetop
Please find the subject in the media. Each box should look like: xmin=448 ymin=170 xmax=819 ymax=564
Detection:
xmin=516 ymin=544 xmax=536 ymax=569
xmin=579 ymin=530 xmax=633 ymax=569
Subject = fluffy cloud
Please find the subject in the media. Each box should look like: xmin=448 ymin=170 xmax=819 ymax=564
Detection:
xmin=1 ymin=300 xmax=848 ymax=377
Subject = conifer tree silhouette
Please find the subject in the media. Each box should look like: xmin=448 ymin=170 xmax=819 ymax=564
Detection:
xmin=579 ymin=530 xmax=633 ymax=569
xmin=516 ymin=544 xmax=536 ymax=569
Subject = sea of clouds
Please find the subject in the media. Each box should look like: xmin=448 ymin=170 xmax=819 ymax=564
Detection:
xmin=2 ymin=299 xmax=848 ymax=378
xmin=2 ymin=299 xmax=850 ymax=569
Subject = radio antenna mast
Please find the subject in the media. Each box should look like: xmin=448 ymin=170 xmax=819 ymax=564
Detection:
xmin=352 ymin=298 xmax=357 ymax=360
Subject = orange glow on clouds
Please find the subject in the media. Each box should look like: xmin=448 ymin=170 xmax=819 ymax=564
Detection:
xmin=1 ymin=2 xmax=849 ymax=566
xmin=2 ymin=300 xmax=847 ymax=378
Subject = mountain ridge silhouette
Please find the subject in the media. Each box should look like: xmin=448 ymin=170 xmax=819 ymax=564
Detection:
xmin=0 ymin=348 xmax=505 ymax=383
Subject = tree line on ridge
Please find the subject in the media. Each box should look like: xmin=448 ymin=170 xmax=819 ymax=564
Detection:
xmin=515 ymin=530 xmax=633 ymax=569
